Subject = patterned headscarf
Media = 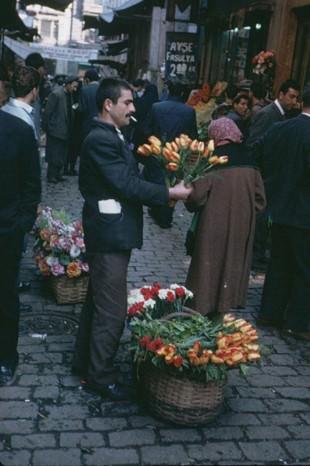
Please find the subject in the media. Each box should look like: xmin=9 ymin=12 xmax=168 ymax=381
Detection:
xmin=208 ymin=117 xmax=243 ymax=147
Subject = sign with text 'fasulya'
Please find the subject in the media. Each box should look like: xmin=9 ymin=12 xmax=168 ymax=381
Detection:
xmin=165 ymin=32 xmax=198 ymax=84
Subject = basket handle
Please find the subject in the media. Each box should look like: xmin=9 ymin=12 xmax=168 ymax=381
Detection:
xmin=160 ymin=307 xmax=200 ymax=321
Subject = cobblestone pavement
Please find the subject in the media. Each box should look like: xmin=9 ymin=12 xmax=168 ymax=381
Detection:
xmin=0 ymin=164 xmax=310 ymax=466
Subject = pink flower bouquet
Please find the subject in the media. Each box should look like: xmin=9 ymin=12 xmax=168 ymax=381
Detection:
xmin=33 ymin=207 xmax=88 ymax=279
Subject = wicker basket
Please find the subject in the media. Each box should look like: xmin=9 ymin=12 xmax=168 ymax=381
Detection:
xmin=137 ymin=309 xmax=226 ymax=426
xmin=50 ymin=275 xmax=89 ymax=304
xmin=140 ymin=364 xmax=226 ymax=426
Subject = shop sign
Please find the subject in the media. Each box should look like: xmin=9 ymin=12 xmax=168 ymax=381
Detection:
xmin=165 ymin=32 xmax=198 ymax=83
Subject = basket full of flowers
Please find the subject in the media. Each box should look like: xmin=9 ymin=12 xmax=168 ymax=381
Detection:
xmin=128 ymin=284 xmax=260 ymax=426
xmin=33 ymin=207 xmax=89 ymax=304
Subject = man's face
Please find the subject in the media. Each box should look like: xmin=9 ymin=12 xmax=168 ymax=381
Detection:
xmin=67 ymin=81 xmax=78 ymax=93
xmin=279 ymin=88 xmax=299 ymax=111
xmin=234 ymin=98 xmax=248 ymax=116
xmin=108 ymin=89 xmax=135 ymax=128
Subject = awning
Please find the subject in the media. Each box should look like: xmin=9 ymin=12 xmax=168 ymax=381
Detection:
xmin=88 ymin=58 xmax=127 ymax=73
xmin=99 ymin=39 xmax=129 ymax=56
xmin=1 ymin=1 xmax=38 ymax=41
xmin=83 ymin=0 xmax=163 ymax=35
xmin=20 ymin=0 xmax=73 ymax=11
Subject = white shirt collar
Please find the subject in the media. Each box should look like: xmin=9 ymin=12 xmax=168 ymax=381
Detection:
xmin=274 ymin=99 xmax=285 ymax=116
xmin=115 ymin=127 xmax=125 ymax=142
xmin=9 ymin=97 xmax=33 ymax=115
xmin=301 ymin=112 xmax=310 ymax=117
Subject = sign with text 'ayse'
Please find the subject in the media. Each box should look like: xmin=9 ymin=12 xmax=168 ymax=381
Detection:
xmin=165 ymin=32 xmax=198 ymax=84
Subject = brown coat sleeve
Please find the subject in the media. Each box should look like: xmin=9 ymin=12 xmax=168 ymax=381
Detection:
xmin=185 ymin=175 xmax=213 ymax=212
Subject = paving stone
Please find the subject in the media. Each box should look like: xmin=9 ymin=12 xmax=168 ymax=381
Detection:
xmin=84 ymin=448 xmax=139 ymax=465
xmin=141 ymin=445 xmax=189 ymax=465
xmin=262 ymin=365 xmax=298 ymax=376
xmin=187 ymin=442 xmax=242 ymax=462
xmin=248 ymin=375 xmax=284 ymax=387
xmin=128 ymin=415 xmax=166 ymax=428
xmin=39 ymin=419 xmax=83 ymax=431
xmin=86 ymin=417 xmax=128 ymax=431
xmin=258 ymin=414 xmax=302 ymax=425
xmin=241 ymin=442 xmax=289 ymax=464
xmin=18 ymin=374 xmax=59 ymax=386
xmin=42 ymin=404 xmax=89 ymax=419
xmin=33 ymin=448 xmax=81 ymax=466
xmin=109 ymin=428 xmax=156 ymax=446
xmin=245 ymin=426 xmax=289 ymax=440
xmin=217 ymin=413 xmax=261 ymax=426
xmin=284 ymin=376 xmax=310 ymax=387
xmin=227 ymin=398 xmax=268 ymax=413
xmin=0 ymin=420 xmax=35 ymax=434
xmin=287 ymin=426 xmax=310 ymax=439
xmin=0 ymin=387 xmax=31 ymax=400
xmin=235 ymin=387 xmax=277 ymax=398
xmin=11 ymin=433 xmax=57 ymax=448
xmin=25 ymin=353 xmax=63 ymax=363
xmin=0 ymin=450 xmax=31 ymax=466
xmin=159 ymin=428 xmax=202 ymax=443
xmin=203 ymin=426 xmax=244 ymax=440
xmin=275 ymin=387 xmax=310 ymax=399
xmin=0 ymin=401 xmax=38 ymax=418
xmin=263 ymin=398 xmax=310 ymax=413
xmin=33 ymin=386 xmax=60 ymax=399
xmin=60 ymin=432 xmax=105 ymax=447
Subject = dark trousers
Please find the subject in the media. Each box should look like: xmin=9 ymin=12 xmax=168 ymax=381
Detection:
xmin=0 ymin=232 xmax=23 ymax=366
xmin=260 ymin=224 xmax=310 ymax=331
xmin=252 ymin=211 xmax=270 ymax=269
xmin=73 ymin=251 xmax=131 ymax=385
xmin=46 ymin=135 xmax=68 ymax=181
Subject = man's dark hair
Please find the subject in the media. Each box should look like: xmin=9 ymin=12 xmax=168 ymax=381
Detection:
xmin=302 ymin=86 xmax=310 ymax=107
xmin=167 ymin=79 xmax=186 ymax=97
xmin=12 ymin=66 xmax=40 ymax=98
xmin=96 ymin=78 xmax=132 ymax=111
xmin=233 ymin=93 xmax=250 ymax=105
xmin=251 ymin=82 xmax=266 ymax=100
xmin=132 ymin=78 xmax=145 ymax=88
xmin=84 ymin=68 xmax=99 ymax=82
xmin=279 ymin=79 xmax=300 ymax=95
xmin=226 ymin=83 xmax=238 ymax=100
xmin=25 ymin=52 xmax=45 ymax=70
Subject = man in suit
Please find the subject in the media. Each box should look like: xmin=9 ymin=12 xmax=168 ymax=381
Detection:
xmin=45 ymin=75 xmax=79 ymax=183
xmin=257 ymin=87 xmax=310 ymax=341
xmin=247 ymin=79 xmax=300 ymax=146
xmin=0 ymin=110 xmax=41 ymax=385
xmin=79 ymin=68 xmax=100 ymax=141
xmin=72 ymin=78 xmax=192 ymax=400
xmin=248 ymin=79 xmax=300 ymax=271
xmin=144 ymin=78 xmax=197 ymax=228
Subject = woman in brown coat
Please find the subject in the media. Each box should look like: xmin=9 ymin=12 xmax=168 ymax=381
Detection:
xmin=185 ymin=117 xmax=266 ymax=316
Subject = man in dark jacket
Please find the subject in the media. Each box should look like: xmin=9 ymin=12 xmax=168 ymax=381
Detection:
xmin=144 ymin=78 xmax=197 ymax=228
xmin=248 ymin=79 xmax=300 ymax=271
xmin=72 ymin=78 xmax=192 ymax=400
xmin=257 ymin=87 xmax=310 ymax=340
xmin=0 ymin=110 xmax=41 ymax=385
xmin=79 ymin=68 xmax=100 ymax=140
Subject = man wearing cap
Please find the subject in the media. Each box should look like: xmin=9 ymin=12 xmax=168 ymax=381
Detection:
xmin=45 ymin=75 xmax=79 ymax=183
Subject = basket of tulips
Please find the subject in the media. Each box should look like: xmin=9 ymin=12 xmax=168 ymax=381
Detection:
xmin=129 ymin=284 xmax=260 ymax=426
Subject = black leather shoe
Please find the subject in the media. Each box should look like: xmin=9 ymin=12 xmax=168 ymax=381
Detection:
xmin=18 ymin=281 xmax=31 ymax=292
xmin=47 ymin=178 xmax=58 ymax=184
xmin=0 ymin=364 xmax=18 ymax=386
xmin=82 ymin=381 xmax=131 ymax=401
xmin=20 ymin=303 xmax=32 ymax=312
xmin=57 ymin=177 xmax=67 ymax=182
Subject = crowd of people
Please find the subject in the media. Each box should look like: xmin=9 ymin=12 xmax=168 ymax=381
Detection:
xmin=0 ymin=53 xmax=309 ymax=401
